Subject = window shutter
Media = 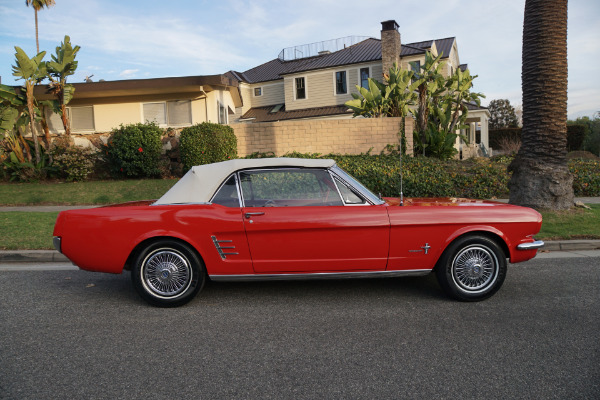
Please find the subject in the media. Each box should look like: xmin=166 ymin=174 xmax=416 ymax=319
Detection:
xmin=167 ymin=100 xmax=192 ymax=126
xmin=143 ymin=103 xmax=166 ymax=124
xmin=70 ymin=106 xmax=95 ymax=131
xmin=46 ymin=109 xmax=64 ymax=133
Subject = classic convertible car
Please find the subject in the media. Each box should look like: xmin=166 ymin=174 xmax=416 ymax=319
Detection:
xmin=53 ymin=158 xmax=544 ymax=307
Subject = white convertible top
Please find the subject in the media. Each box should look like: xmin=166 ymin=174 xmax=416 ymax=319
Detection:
xmin=154 ymin=158 xmax=336 ymax=205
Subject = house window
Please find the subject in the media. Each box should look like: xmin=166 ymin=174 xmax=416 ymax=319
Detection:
xmin=295 ymin=77 xmax=306 ymax=100
xmin=69 ymin=106 xmax=95 ymax=131
xmin=360 ymin=68 xmax=370 ymax=89
xmin=218 ymin=100 xmax=228 ymax=124
xmin=335 ymin=71 xmax=347 ymax=95
xmin=143 ymin=100 xmax=192 ymax=126
xmin=411 ymin=61 xmax=421 ymax=83
xmin=167 ymin=100 xmax=192 ymax=126
xmin=254 ymin=87 xmax=262 ymax=96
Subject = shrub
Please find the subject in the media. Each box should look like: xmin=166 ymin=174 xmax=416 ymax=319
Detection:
xmin=489 ymin=128 xmax=521 ymax=150
xmin=49 ymin=137 xmax=95 ymax=182
xmin=104 ymin=122 xmax=163 ymax=178
xmin=567 ymin=124 xmax=586 ymax=151
xmin=180 ymin=122 xmax=237 ymax=172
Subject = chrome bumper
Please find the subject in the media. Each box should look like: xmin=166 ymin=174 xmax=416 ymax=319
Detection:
xmin=53 ymin=236 xmax=62 ymax=253
xmin=517 ymin=240 xmax=545 ymax=250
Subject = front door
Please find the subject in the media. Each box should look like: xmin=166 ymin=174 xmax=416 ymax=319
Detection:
xmin=239 ymin=168 xmax=390 ymax=273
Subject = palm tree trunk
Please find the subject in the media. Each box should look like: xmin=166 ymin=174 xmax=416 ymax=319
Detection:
xmin=508 ymin=0 xmax=572 ymax=210
xmin=35 ymin=9 xmax=39 ymax=53
xmin=26 ymin=82 xmax=41 ymax=164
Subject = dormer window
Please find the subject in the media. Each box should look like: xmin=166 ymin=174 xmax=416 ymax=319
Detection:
xmin=360 ymin=67 xmax=370 ymax=89
xmin=335 ymin=71 xmax=347 ymax=95
xmin=295 ymin=77 xmax=306 ymax=100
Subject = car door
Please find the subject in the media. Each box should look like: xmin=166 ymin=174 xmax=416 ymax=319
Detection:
xmin=239 ymin=168 xmax=390 ymax=273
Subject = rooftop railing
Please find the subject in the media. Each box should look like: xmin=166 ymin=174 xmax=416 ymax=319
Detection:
xmin=278 ymin=36 xmax=370 ymax=61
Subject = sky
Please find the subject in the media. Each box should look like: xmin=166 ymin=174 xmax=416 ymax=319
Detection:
xmin=0 ymin=0 xmax=598 ymax=119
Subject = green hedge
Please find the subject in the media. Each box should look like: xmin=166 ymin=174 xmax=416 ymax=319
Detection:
xmin=246 ymin=152 xmax=600 ymax=198
xmin=180 ymin=122 xmax=237 ymax=172
xmin=104 ymin=122 xmax=163 ymax=178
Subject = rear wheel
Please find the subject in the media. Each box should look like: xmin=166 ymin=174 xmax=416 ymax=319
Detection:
xmin=435 ymin=235 xmax=507 ymax=301
xmin=131 ymin=240 xmax=205 ymax=307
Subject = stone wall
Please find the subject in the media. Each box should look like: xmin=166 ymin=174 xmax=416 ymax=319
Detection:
xmin=231 ymin=117 xmax=413 ymax=157
xmin=46 ymin=117 xmax=412 ymax=162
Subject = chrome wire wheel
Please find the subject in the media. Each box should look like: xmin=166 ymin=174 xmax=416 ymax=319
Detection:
xmin=451 ymin=245 xmax=499 ymax=294
xmin=141 ymin=249 xmax=192 ymax=298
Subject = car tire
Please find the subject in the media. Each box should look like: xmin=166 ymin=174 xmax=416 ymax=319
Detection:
xmin=131 ymin=240 xmax=205 ymax=307
xmin=435 ymin=235 xmax=507 ymax=301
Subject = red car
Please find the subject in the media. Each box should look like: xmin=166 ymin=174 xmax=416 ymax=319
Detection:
xmin=53 ymin=158 xmax=544 ymax=307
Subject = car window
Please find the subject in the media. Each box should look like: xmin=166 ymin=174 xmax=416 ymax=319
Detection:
xmin=239 ymin=169 xmax=343 ymax=207
xmin=334 ymin=177 xmax=367 ymax=205
xmin=211 ymin=175 xmax=240 ymax=207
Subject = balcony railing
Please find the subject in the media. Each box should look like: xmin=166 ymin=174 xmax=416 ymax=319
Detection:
xmin=278 ymin=36 xmax=370 ymax=61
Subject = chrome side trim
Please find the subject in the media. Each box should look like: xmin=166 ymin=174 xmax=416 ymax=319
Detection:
xmin=211 ymin=236 xmax=239 ymax=259
xmin=210 ymin=269 xmax=431 ymax=282
xmin=517 ymin=240 xmax=545 ymax=250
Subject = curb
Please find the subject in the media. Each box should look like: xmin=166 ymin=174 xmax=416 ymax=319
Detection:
xmin=1 ymin=240 xmax=600 ymax=263
xmin=0 ymin=250 xmax=69 ymax=263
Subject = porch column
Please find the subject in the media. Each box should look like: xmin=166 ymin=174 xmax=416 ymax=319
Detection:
xmin=480 ymin=114 xmax=489 ymax=151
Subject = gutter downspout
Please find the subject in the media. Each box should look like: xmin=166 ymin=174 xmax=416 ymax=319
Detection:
xmin=199 ymin=86 xmax=208 ymax=122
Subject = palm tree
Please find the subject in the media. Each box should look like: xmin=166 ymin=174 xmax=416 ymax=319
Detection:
xmin=25 ymin=0 xmax=56 ymax=53
xmin=508 ymin=0 xmax=573 ymax=210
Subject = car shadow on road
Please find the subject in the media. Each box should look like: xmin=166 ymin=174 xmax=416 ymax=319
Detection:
xmin=45 ymin=269 xmax=448 ymax=306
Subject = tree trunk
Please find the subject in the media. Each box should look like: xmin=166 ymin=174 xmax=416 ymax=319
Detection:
xmin=35 ymin=9 xmax=39 ymax=53
xmin=508 ymin=0 xmax=573 ymax=210
xmin=417 ymin=85 xmax=427 ymax=156
xmin=26 ymin=82 xmax=41 ymax=164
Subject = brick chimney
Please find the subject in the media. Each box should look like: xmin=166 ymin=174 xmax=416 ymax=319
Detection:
xmin=381 ymin=20 xmax=400 ymax=78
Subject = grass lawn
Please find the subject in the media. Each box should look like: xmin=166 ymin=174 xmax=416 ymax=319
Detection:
xmin=0 ymin=205 xmax=598 ymax=250
xmin=538 ymin=204 xmax=600 ymax=240
xmin=0 ymin=179 xmax=176 ymax=206
xmin=0 ymin=212 xmax=59 ymax=249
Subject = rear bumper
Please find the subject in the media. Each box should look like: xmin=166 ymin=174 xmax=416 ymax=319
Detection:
xmin=517 ymin=240 xmax=545 ymax=250
xmin=53 ymin=236 xmax=62 ymax=253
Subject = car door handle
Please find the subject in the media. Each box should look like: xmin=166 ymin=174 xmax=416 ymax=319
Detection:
xmin=245 ymin=212 xmax=265 ymax=219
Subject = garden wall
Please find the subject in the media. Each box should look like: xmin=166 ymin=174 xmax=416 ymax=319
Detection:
xmin=230 ymin=117 xmax=413 ymax=157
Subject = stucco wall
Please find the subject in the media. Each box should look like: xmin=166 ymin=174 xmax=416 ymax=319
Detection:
xmin=230 ymin=117 xmax=413 ymax=157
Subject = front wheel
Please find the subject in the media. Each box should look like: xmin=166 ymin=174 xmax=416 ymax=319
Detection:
xmin=131 ymin=240 xmax=205 ymax=307
xmin=435 ymin=235 xmax=507 ymax=301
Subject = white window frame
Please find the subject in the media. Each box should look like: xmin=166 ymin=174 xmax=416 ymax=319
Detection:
xmin=69 ymin=106 xmax=96 ymax=132
xmin=333 ymin=70 xmax=349 ymax=96
xmin=217 ymin=100 xmax=228 ymax=124
xmin=253 ymin=87 xmax=263 ymax=97
xmin=141 ymin=100 xmax=192 ymax=127
xmin=359 ymin=66 xmax=371 ymax=89
xmin=46 ymin=106 xmax=94 ymax=133
xmin=294 ymin=76 xmax=307 ymax=100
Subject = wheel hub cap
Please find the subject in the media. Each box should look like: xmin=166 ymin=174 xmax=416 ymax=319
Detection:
xmin=143 ymin=250 xmax=191 ymax=297
xmin=452 ymin=245 xmax=498 ymax=293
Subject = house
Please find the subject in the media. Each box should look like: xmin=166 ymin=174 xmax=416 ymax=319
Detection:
xmin=228 ymin=20 xmax=490 ymax=157
xmin=20 ymin=20 xmax=488 ymax=157
xmin=33 ymin=74 xmax=241 ymax=134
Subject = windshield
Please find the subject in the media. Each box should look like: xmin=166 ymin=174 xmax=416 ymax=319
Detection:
xmin=331 ymin=166 xmax=385 ymax=205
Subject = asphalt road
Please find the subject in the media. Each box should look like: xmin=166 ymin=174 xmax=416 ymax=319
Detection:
xmin=1 ymin=257 xmax=598 ymax=400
